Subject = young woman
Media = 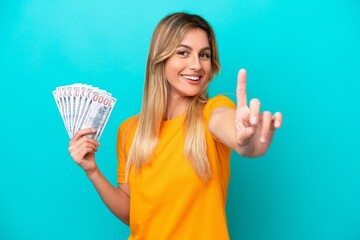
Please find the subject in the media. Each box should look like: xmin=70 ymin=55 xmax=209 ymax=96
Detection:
xmin=68 ymin=12 xmax=282 ymax=239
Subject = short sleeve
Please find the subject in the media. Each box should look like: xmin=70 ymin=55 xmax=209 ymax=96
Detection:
xmin=203 ymin=95 xmax=236 ymax=121
xmin=116 ymin=116 xmax=138 ymax=184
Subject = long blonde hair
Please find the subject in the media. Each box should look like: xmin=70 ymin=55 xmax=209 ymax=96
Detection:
xmin=126 ymin=12 xmax=220 ymax=181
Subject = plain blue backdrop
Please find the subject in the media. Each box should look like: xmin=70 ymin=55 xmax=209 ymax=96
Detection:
xmin=1 ymin=0 xmax=359 ymax=239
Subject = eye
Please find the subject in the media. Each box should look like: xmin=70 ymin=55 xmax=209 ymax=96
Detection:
xmin=200 ymin=52 xmax=211 ymax=59
xmin=177 ymin=51 xmax=189 ymax=56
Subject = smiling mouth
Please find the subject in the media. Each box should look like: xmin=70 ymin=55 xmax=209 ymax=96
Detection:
xmin=181 ymin=75 xmax=201 ymax=81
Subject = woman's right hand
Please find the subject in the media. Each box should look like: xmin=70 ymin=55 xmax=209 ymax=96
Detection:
xmin=68 ymin=128 xmax=101 ymax=176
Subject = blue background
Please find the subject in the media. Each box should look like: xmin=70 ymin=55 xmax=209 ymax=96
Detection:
xmin=1 ymin=0 xmax=359 ymax=239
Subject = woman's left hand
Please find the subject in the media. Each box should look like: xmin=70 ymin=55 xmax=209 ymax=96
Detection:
xmin=234 ymin=69 xmax=282 ymax=157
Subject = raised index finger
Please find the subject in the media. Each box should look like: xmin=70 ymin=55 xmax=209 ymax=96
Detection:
xmin=236 ymin=68 xmax=248 ymax=108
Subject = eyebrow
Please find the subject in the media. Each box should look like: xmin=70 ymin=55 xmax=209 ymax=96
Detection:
xmin=177 ymin=44 xmax=211 ymax=52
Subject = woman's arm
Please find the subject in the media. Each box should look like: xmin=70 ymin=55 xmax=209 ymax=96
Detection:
xmin=68 ymin=128 xmax=130 ymax=225
xmin=87 ymin=170 xmax=130 ymax=225
xmin=208 ymin=69 xmax=283 ymax=158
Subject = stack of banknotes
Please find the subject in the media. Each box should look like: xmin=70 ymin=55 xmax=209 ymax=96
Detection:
xmin=52 ymin=84 xmax=117 ymax=140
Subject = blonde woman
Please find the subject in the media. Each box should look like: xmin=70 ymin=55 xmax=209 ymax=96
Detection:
xmin=68 ymin=12 xmax=282 ymax=239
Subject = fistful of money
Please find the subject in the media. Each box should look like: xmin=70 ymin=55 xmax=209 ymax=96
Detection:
xmin=52 ymin=84 xmax=117 ymax=141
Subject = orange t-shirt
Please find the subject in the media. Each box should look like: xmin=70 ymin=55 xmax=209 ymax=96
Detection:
xmin=117 ymin=95 xmax=236 ymax=240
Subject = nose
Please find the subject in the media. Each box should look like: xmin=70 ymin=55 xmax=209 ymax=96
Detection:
xmin=188 ymin=55 xmax=201 ymax=71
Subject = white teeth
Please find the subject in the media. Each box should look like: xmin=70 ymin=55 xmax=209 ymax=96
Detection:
xmin=182 ymin=75 xmax=200 ymax=81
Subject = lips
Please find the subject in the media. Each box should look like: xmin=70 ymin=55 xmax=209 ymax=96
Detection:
xmin=181 ymin=74 xmax=202 ymax=85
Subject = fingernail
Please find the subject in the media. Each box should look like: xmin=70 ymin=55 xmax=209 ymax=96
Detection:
xmin=260 ymin=136 xmax=266 ymax=143
xmin=91 ymin=128 xmax=96 ymax=132
xmin=275 ymin=121 xmax=281 ymax=128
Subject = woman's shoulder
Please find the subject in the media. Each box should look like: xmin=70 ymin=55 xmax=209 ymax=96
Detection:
xmin=118 ymin=115 xmax=139 ymax=132
xmin=204 ymin=95 xmax=236 ymax=113
xmin=206 ymin=94 xmax=235 ymax=107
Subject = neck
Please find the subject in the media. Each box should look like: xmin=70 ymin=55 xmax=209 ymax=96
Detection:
xmin=165 ymin=93 xmax=190 ymax=120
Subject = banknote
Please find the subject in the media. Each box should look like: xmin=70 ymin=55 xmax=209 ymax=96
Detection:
xmin=80 ymin=91 xmax=116 ymax=140
xmin=52 ymin=84 xmax=117 ymax=140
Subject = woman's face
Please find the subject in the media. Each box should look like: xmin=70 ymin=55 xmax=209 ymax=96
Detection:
xmin=165 ymin=28 xmax=211 ymax=99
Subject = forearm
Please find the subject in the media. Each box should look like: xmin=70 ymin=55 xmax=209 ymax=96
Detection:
xmin=86 ymin=168 xmax=130 ymax=225
xmin=209 ymin=107 xmax=255 ymax=157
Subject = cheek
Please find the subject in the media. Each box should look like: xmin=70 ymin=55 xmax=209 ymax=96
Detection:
xmin=203 ymin=62 xmax=212 ymax=76
xmin=165 ymin=65 xmax=176 ymax=81
xmin=165 ymin=61 xmax=183 ymax=78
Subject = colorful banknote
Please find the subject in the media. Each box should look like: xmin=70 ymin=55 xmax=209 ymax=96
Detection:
xmin=52 ymin=84 xmax=116 ymax=140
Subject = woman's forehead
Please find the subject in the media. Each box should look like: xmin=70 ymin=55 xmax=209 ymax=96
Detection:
xmin=178 ymin=28 xmax=210 ymax=48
